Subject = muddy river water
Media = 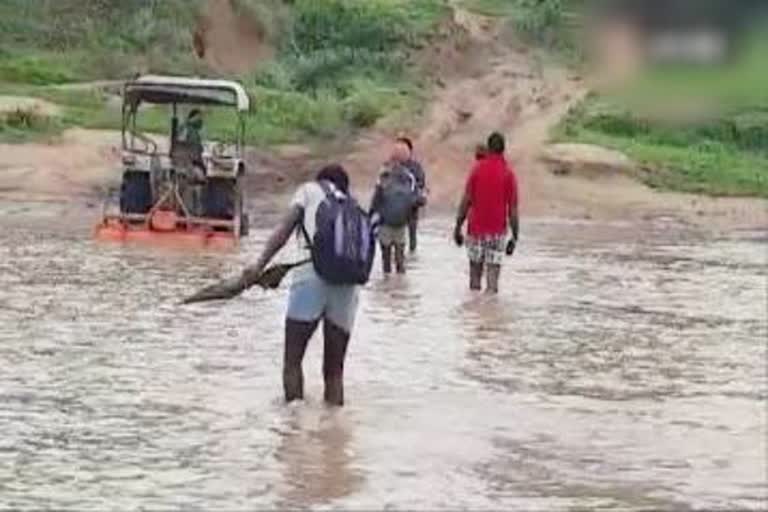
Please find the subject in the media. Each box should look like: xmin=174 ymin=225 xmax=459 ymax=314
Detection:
xmin=0 ymin=201 xmax=765 ymax=510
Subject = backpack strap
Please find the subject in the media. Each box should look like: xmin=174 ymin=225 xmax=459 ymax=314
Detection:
xmin=298 ymin=180 xmax=341 ymax=248
xmin=299 ymin=208 xmax=312 ymax=248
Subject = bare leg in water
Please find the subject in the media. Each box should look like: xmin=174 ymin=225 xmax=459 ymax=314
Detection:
xmin=394 ymin=244 xmax=406 ymax=274
xmin=381 ymin=244 xmax=393 ymax=274
xmin=469 ymin=261 xmax=484 ymax=291
xmin=408 ymin=208 xmax=419 ymax=253
xmin=486 ymin=263 xmax=501 ymax=294
xmin=283 ymin=318 xmax=320 ymax=402
xmin=284 ymin=318 xmax=351 ymax=406
xmin=322 ymin=319 xmax=350 ymax=406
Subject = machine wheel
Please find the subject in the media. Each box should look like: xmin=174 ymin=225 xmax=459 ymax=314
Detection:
xmin=120 ymin=171 xmax=152 ymax=214
xmin=202 ymin=177 xmax=235 ymax=220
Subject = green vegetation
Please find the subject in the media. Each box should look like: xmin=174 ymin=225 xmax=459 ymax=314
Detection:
xmin=0 ymin=0 xmax=447 ymax=144
xmin=241 ymin=0 xmax=446 ymax=140
xmin=460 ymin=1 xmax=767 ymax=197
xmin=557 ymin=28 xmax=768 ymax=198
xmin=0 ymin=0 xmax=207 ymax=81
xmin=0 ymin=107 xmax=62 ymax=143
xmin=557 ymin=96 xmax=768 ymax=197
xmin=462 ymin=0 xmax=581 ymax=59
xmin=463 ymin=0 xmax=766 ymax=198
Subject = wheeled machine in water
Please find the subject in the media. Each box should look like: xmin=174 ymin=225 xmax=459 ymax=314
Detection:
xmin=94 ymin=75 xmax=250 ymax=249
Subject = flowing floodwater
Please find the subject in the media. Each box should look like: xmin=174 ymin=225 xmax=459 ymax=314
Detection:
xmin=0 ymin=201 xmax=765 ymax=510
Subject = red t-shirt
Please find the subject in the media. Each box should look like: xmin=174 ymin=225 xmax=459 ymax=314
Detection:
xmin=466 ymin=154 xmax=518 ymax=237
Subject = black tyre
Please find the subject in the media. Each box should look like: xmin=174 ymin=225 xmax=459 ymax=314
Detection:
xmin=119 ymin=171 xmax=152 ymax=214
xmin=202 ymin=177 xmax=235 ymax=219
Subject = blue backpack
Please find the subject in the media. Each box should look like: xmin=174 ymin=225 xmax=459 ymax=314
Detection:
xmin=302 ymin=181 xmax=376 ymax=285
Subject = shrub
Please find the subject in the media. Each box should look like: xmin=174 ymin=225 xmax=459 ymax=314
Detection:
xmin=0 ymin=55 xmax=77 ymax=84
xmin=288 ymin=0 xmax=407 ymax=54
xmin=0 ymin=107 xmax=61 ymax=141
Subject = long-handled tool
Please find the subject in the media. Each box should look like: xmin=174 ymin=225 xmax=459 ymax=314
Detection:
xmin=180 ymin=259 xmax=310 ymax=305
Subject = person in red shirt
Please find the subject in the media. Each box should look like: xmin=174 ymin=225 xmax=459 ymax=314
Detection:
xmin=454 ymin=132 xmax=519 ymax=293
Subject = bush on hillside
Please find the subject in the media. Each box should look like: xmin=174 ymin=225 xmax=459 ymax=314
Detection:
xmin=0 ymin=107 xmax=61 ymax=142
xmin=0 ymin=0 xmax=204 ymax=80
xmin=1 ymin=0 xmax=446 ymax=142
xmin=289 ymin=0 xmax=407 ymax=54
xmin=0 ymin=55 xmax=76 ymax=84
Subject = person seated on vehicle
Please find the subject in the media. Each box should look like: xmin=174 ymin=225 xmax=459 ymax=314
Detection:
xmin=370 ymin=144 xmax=418 ymax=275
xmin=179 ymin=109 xmax=204 ymax=150
xmin=176 ymin=109 xmax=205 ymax=170
xmin=172 ymin=109 xmax=207 ymax=216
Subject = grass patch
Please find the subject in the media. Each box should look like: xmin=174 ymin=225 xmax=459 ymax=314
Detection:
xmin=0 ymin=53 xmax=78 ymax=85
xmin=0 ymin=107 xmax=63 ymax=143
xmin=556 ymin=29 xmax=768 ymax=198
xmin=0 ymin=0 xmax=207 ymax=83
xmin=243 ymin=0 xmax=445 ymax=140
xmin=0 ymin=0 xmax=448 ymax=144
xmin=461 ymin=0 xmax=519 ymax=17
xmin=556 ymin=96 xmax=768 ymax=198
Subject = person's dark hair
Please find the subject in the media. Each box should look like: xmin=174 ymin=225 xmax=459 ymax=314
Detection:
xmin=317 ymin=163 xmax=350 ymax=194
xmin=396 ymin=136 xmax=413 ymax=152
xmin=487 ymin=132 xmax=505 ymax=154
xmin=188 ymin=108 xmax=202 ymax=120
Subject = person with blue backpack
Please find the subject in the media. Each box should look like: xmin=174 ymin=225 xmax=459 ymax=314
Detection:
xmin=236 ymin=164 xmax=376 ymax=406
xmin=370 ymin=144 xmax=419 ymax=274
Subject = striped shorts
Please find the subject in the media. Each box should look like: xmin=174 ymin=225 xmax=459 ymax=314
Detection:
xmin=467 ymin=235 xmax=506 ymax=265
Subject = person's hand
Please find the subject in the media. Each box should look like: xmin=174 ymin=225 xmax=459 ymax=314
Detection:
xmin=238 ymin=263 xmax=264 ymax=290
xmin=505 ymin=237 xmax=517 ymax=256
xmin=453 ymin=226 xmax=465 ymax=247
xmin=235 ymin=273 xmax=251 ymax=292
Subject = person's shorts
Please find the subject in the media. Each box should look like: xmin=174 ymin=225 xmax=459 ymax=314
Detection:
xmin=286 ymin=271 xmax=359 ymax=333
xmin=467 ymin=235 xmax=506 ymax=265
xmin=378 ymin=225 xmax=407 ymax=247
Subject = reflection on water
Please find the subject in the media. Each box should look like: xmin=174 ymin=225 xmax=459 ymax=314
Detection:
xmin=273 ymin=407 xmax=364 ymax=509
xmin=0 ymin=204 xmax=765 ymax=510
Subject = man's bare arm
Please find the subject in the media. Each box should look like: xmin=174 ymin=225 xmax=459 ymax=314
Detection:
xmin=239 ymin=205 xmax=302 ymax=288
xmin=456 ymin=192 xmax=471 ymax=230
xmin=454 ymin=191 xmax=471 ymax=246
xmin=508 ymin=203 xmax=519 ymax=241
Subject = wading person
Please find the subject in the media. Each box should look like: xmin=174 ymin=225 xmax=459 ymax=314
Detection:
xmin=397 ymin=137 xmax=427 ymax=253
xmin=453 ymin=132 xmax=519 ymax=293
xmin=236 ymin=164 xmax=375 ymax=406
xmin=370 ymin=144 xmax=418 ymax=274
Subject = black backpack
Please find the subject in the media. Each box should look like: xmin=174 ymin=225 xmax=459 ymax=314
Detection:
xmin=302 ymin=182 xmax=376 ymax=285
xmin=377 ymin=166 xmax=417 ymax=227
